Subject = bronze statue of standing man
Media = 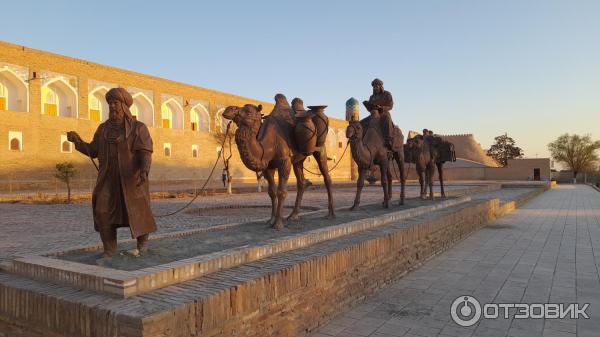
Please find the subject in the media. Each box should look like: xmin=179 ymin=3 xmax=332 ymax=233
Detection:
xmin=362 ymin=78 xmax=395 ymax=150
xmin=67 ymin=88 xmax=156 ymax=257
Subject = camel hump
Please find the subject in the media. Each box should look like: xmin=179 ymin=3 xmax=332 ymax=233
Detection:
xmin=270 ymin=93 xmax=296 ymax=126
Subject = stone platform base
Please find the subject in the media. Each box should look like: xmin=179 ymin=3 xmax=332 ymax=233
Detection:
xmin=0 ymin=187 xmax=546 ymax=337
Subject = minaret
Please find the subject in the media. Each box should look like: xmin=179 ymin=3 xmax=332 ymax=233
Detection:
xmin=345 ymin=97 xmax=360 ymax=122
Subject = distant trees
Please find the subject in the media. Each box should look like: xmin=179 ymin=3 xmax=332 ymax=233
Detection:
xmin=55 ymin=162 xmax=77 ymax=203
xmin=487 ymin=134 xmax=524 ymax=167
xmin=548 ymin=134 xmax=600 ymax=183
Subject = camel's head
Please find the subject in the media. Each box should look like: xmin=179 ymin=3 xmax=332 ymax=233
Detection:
xmin=223 ymin=104 xmax=263 ymax=127
xmin=346 ymin=121 xmax=363 ymax=140
xmin=404 ymin=136 xmax=424 ymax=160
xmin=405 ymin=136 xmax=423 ymax=150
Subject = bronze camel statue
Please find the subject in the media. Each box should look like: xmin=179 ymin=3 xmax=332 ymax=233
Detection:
xmin=346 ymin=120 xmax=406 ymax=210
xmin=404 ymin=135 xmax=455 ymax=199
xmin=222 ymin=97 xmax=334 ymax=230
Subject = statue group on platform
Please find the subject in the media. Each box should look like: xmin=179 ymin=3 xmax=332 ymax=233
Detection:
xmin=67 ymin=78 xmax=457 ymax=257
xmin=224 ymin=78 xmax=456 ymax=228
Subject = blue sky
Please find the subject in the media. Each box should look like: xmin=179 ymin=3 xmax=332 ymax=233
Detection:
xmin=2 ymin=0 xmax=599 ymax=159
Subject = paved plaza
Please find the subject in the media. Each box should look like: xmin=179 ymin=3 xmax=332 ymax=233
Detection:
xmin=309 ymin=184 xmax=600 ymax=337
xmin=0 ymin=184 xmax=467 ymax=260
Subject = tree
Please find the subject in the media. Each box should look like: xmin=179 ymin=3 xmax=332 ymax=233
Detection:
xmin=487 ymin=133 xmax=524 ymax=167
xmin=212 ymin=119 xmax=236 ymax=194
xmin=55 ymin=162 xmax=77 ymax=203
xmin=548 ymin=133 xmax=600 ymax=183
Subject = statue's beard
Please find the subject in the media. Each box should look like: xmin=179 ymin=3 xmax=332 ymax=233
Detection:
xmin=109 ymin=112 xmax=124 ymax=124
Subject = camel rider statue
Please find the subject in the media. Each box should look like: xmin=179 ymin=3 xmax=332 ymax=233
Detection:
xmin=362 ymin=78 xmax=395 ymax=150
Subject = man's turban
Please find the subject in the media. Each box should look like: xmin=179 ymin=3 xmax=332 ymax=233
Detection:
xmin=106 ymin=88 xmax=133 ymax=108
xmin=371 ymin=78 xmax=383 ymax=86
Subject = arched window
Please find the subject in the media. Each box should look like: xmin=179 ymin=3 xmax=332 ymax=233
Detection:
xmin=161 ymin=105 xmax=173 ymax=129
xmin=41 ymin=78 xmax=78 ymax=118
xmin=161 ymin=99 xmax=184 ymax=129
xmin=88 ymin=87 xmax=109 ymax=122
xmin=8 ymin=131 xmax=23 ymax=151
xmin=42 ymin=86 xmax=59 ymax=116
xmin=62 ymin=141 xmax=71 ymax=152
xmin=0 ymin=69 xmax=28 ymax=112
xmin=190 ymin=110 xmax=199 ymax=131
xmin=215 ymin=108 xmax=227 ymax=133
xmin=131 ymin=93 xmax=154 ymax=126
xmin=164 ymin=143 xmax=172 ymax=157
xmin=192 ymin=145 xmax=199 ymax=158
xmin=0 ymin=81 xmax=7 ymax=110
xmin=130 ymin=103 xmax=139 ymax=120
xmin=10 ymin=138 xmax=20 ymax=151
xmin=191 ymin=104 xmax=210 ymax=132
xmin=337 ymin=129 xmax=346 ymax=148
xmin=327 ymin=128 xmax=337 ymax=149
xmin=60 ymin=134 xmax=72 ymax=153
xmin=89 ymin=95 xmax=101 ymax=122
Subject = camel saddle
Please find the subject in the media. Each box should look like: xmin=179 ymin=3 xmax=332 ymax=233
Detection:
xmin=434 ymin=138 xmax=456 ymax=163
xmin=293 ymin=105 xmax=329 ymax=154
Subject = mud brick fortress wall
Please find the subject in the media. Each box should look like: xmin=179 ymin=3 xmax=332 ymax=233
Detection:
xmin=0 ymin=41 xmax=353 ymax=191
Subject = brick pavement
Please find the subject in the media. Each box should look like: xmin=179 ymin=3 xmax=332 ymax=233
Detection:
xmin=309 ymin=185 xmax=600 ymax=337
xmin=0 ymin=185 xmax=466 ymax=259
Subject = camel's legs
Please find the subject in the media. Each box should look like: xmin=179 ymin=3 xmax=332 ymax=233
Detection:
xmin=387 ymin=162 xmax=393 ymax=202
xmin=264 ymin=169 xmax=277 ymax=226
xmin=314 ymin=149 xmax=335 ymax=218
xmin=273 ymin=160 xmax=291 ymax=230
xmin=351 ymin=169 xmax=367 ymax=210
xmin=395 ymin=153 xmax=406 ymax=205
xmin=417 ymin=165 xmax=426 ymax=199
xmin=288 ymin=160 xmax=305 ymax=221
xmin=380 ymin=160 xmax=390 ymax=208
xmin=427 ymin=163 xmax=435 ymax=200
xmin=437 ymin=162 xmax=446 ymax=198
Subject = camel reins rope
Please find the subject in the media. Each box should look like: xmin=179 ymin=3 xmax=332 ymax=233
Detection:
xmin=84 ymin=121 xmax=233 ymax=218
xmin=390 ymin=156 xmax=411 ymax=182
xmin=302 ymin=140 xmax=350 ymax=176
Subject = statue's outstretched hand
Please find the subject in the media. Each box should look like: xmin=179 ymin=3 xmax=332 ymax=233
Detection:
xmin=66 ymin=131 xmax=82 ymax=143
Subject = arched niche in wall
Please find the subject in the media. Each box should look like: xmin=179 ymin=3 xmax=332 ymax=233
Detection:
xmin=190 ymin=103 xmax=210 ymax=132
xmin=215 ymin=108 xmax=228 ymax=134
xmin=88 ymin=86 xmax=110 ymax=122
xmin=41 ymin=78 xmax=78 ymax=118
xmin=161 ymin=98 xmax=184 ymax=129
xmin=131 ymin=92 xmax=154 ymax=127
xmin=337 ymin=129 xmax=346 ymax=149
xmin=0 ymin=68 xmax=28 ymax=112
xmin=327 ymin=127 xmax=337 ymax=149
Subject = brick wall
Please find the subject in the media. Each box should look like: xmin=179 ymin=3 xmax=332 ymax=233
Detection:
xmin=0 ymin=41 xmax=352 ymax=189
